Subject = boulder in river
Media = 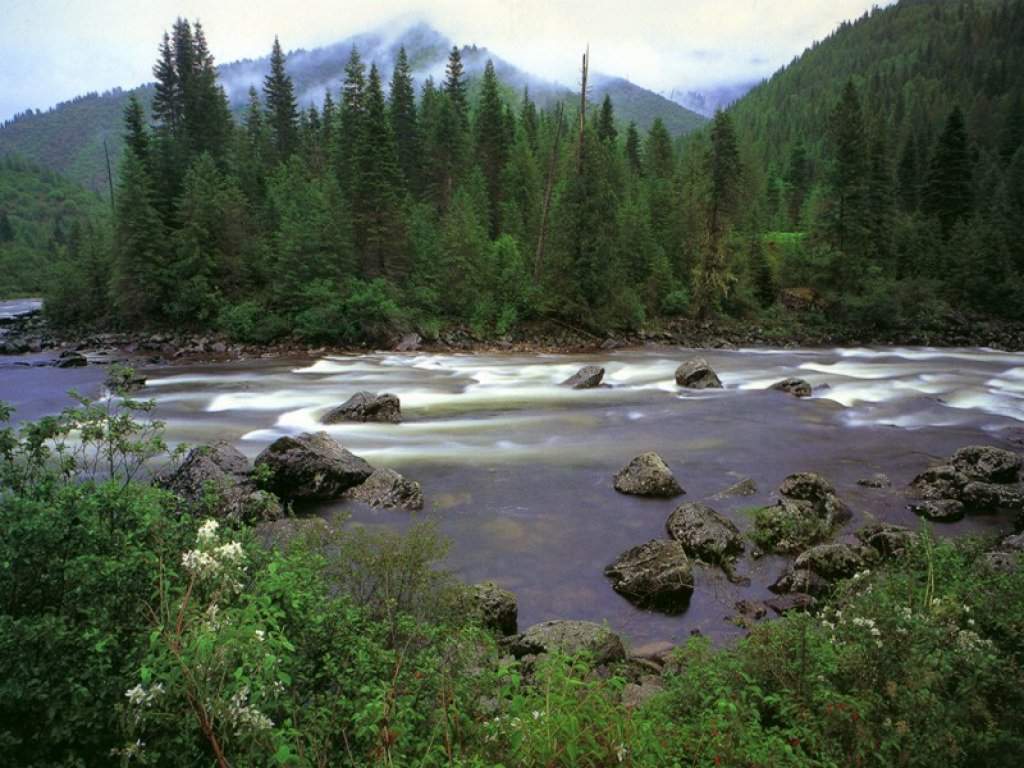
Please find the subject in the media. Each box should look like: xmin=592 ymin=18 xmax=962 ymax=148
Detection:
xmin=960 ymin=481 xmax=1024 ymax=513
xmin=561 ymin=365 xmax=605 ymax=389
xmin=345 ymin=467 xmax=423 ymax=510
xmin=857 ymin=473 xmax=892 ymax=489
xmin=54 ymin=351 xmax=87 ymax=368
xmin=665 ymin=501 xmax=743 ymax=563
xmin=713 ymin=477 xmax=758 ymax=499
xmin=604 ymin=539 xmax=694 ymax=614
xmin=614 ymin=452 xmax=684 ymax=497
xmin=471 ymin=581 xmax=518 ymax=636
xmin=255 ymin=432 xmax=374 ymax=501
xmin=951 ymin=445 xmax=1022 ymax=484
xmin=765 ymin=593 xmax=816 ymax=615
xmin=769 ymin=377 xmax=812 ymax=398
xmin=856 ymin=522 xmax=914 ymax=559
xmin=505 ymin=620 xmax=626 ymax=666
xmin=323 ymin=392 xmax=402 ymax=424
xmin=908 ymin=465 xmax=968 ymax=500
xmin=909 ymin=499 xmax=965 ymax=522
xmin=793 ymin=542 xmax=870 ymax=581
xmin=779 ymin=472 xmax=851 ymax=526
xmin=395 ymin=332 xmax=422 ymax=352
xmin=674 ymin=357 xmax=722 ymax=389
xmin=770 ymin=567 xmax=831 ymax=597
xmin=158 ymin=442 xmax=281 ymax=522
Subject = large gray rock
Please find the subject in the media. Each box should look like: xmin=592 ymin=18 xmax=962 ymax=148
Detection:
xmin=614 ymin=452 xmax=684 ymax=497
xmin=665 ymin=501 xmax=743 ymax=563
xmin=604 ymin=539 xmax=694 ymax=614
xmin=471 ymin=581 xmax=518 ymax=636
xmin=345 ymin=468 xmax=423 ymax=510
xmin=505 ymin=620 xmax=626 ymax=666
xmin=856 ymin=522 xmax=914 ymax=558
xmin=561 ymin=365 xmax=605 ymax=389
xmin=779 ymin=472 xmax=851 ymax=526
xmin=794 ymin=542 xmax=869 ymax=580
xmin=769 ymin=377 xmax=812 ymax=398
xmin=960 ymin=481 xmax=1024 ymax=513
xmin=158 ymin=442 xmax=281 ymax=522
xmin=908 ymin=465 xmax=968 ymax=500
xmin=752 ymin=498 xmax=831 ymax=555
xmin=55 ymin=351 xmax=87 ymax=368
xmin=713 ymin=477 xmax=758 ymax=499
xmin=674 ymin=357 xmax=722 ymax=389
xmin=323 ymin=392 xmax=402 ymax=424
xmin=769 ymin=568 xmax=831 ymax=597
xmin=255 ymin=432 xmax=374 ymax=501
xmin=951 ymin=445 xmax=1022 ymax=484
xmin=910 ymin=499 xmax=965 ymax=522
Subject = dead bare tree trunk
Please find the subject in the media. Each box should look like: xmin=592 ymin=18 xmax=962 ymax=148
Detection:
xmin=576 ymin=46 xmax=589 ymax=176
xmin=534 ymin=101 xmax=564 ymax=280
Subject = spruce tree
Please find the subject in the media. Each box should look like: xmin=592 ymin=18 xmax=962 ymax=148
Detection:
xmin=784 ymin=141 xmax=811 ymax=228
xmin=644 ymin=119 xmax=674 ymax=180
xmin=924 ymin=106 xmax=973 ymax=237
xmin=187 ymin=21 xmax=232 ymax=158
xmin=123 ymin=96 xmax=149 ymax=163
xmin=443 ymin=46 xmax=469 ymax=130
xmin=520 ymin=88 xmax=539 ymax=151
xmin=151 ymin=32 xmax=181 ymax=133
xmin=475 ymin=60 xmax=509 ymax=237
xmin=625 ymin=122 xmax=642 ymax=175
xmin=263 ymin=37 xmax=299 ymax=161
xmin=338 ymin=47 xmax=367 ymax=189
xmin=112 ymin=150 xmax=166 ymax=324
xmin=825 ymin=80 xmax=869 ymax=259
xmin=389 ymin=47 xmax=420 ymax=193
xmin=597 ymin=94 xmax=617 ymax=144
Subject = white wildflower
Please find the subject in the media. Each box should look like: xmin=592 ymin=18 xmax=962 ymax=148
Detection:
xmin=531 ymin=710 xmax=543 ymax=720
xmin=215 ymin=541 xmax=245 ymax=564
xmin=182 ymin=549 xmax=221 ymax=578
xmin=616 ymin=743 xmax=628 ymax=763
xmin=254 ymin=629 xmax=265 ymax=643
xmin=197 ymin=519 xmax=220 ymax=546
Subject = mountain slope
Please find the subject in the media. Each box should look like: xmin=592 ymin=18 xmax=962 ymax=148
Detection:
xmin=727 ymin=0 xmax=1024 ymax=172
xmin=0 ymin=21 xmax=705 ymax=192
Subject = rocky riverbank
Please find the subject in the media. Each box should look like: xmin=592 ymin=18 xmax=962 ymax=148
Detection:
xmin=4 ymin=306 xmax=1024 ymax=368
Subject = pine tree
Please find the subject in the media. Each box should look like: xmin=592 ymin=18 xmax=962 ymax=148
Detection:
xmin=520 ymin=88 xmax=539 ymax=151
xmin=338 ymin=47 xmax=367 ymax=190
xmin=443 ymin=46 xmax=469 ymax=130
xmin=924 ymin=106 xmax=973 ymax=237
xmin=825 ymin=80 xmax=869 ymax=259
xmin=389 ymin=47 xmax=420 ymax=193
xmin=625 ymin=122 xmax=642 ymax=175
xmin=597 ymin=95 xmax=617 ymax=144
xmin=644 ymin=119 xmax=674 ymax=180
xmin=187 ymin=21 xmax=232 ymax=158
xmin=123 ymin=96 xmax=149 ymax=163
xmin=151 ymin=32 xmax=181 ymax=133
xmin=112 ymin=150 xmax=166 ymax=324
xmin=784 ymin=141 xmax=811 ymax=227
xmin=475 ymin=60 xmax=509 ymax=237
xmin=263 ymin=37 xmax=299 ymax=161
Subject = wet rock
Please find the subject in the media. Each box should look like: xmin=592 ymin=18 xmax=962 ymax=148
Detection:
xmin=674 ymin=357 xmax=722 ymax=389
xmin=770 ymin=567 xmax=831 ymax=597
xmin=857 ymin=473 xmax=892 ymax=488
xmin=614 ymin=452 xmax=684 ymax=497
xmin=157 ymin=442 xmax=281 ymax=522
xmin=604 ymin=539 xmax=694 ymax=614
xmin=1000 ymin=533 xmax=1024 ymax=552
xmin=765 ymin=593 xmax=815 ymax=615
xmin=794 ymin=542 xmax=869 ymax=580
xmin=55 ymin=351 xmax=87 ymax=368
xmin=908 ymin=465 xmax=968 ymax=500
xmin=345 ymin=468 xmax=423 ymax=510
xmin=909 ymin=499 xmax=965 ymax=522
xmin=471 ymin=581 xmax=518 ymax=636
xmin=505 ymin=620 xmax=626 ymax=666
xmin=665 ymin=501 xmax=743 ymax=563
xmin=951 ymin=445 xmax=1022 ymax=484
xmin=255 ymin=432 xmax=374 ymax=501
xmin=561 ymin=365 xmax=605 ymax=389
xmin=856 ymin=522 xmax=914 ymax=558
xmin=395 ymin=332 xmax=422 ymax=352
xmin=752 ymin=498 xmax=832 ymax=554
xmin=960 ymin=481 xmax=1024 ymax=513
xmin=106 ymin=368 xmax=147 ymax=393
xmin=323 ymin=392 xmax=402 ymax=424
xmin=769 ymin=377 xmax=812 ymax=398
xmin=734 ymin=600 xmax=768 ymax=621
xmin=622 ymin=675 xmax=665 ymax=708
xmin=713 ymin=477 xmax=758 ymax=499
xmin=778 ymin=472 xmax=851 ymax=525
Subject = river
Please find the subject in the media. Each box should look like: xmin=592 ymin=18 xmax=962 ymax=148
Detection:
xmin=2 ymin=334 xmax=1023 ymax=648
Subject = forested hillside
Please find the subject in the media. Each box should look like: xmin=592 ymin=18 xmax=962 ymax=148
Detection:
xmin=0 ymin=22 xmax=703 ymax=193
xmin=0 ymin=155 xmax=106 ymax=296
xmin=37 ymin=0 xmax=1024 ymax=342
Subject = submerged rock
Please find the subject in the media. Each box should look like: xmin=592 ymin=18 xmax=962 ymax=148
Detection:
xmin=472 ymin=581 xmax=518 ymax=636
xmin=323 ymin=392 xmax=402 ymax=424
xmin=255 ymin=432 xmax=374 ymax=501
xmin=951 ymin=445 xmax=1022 ymax=484
xmin=665 ymin=501 xmax=743 ymax=563
xmin=561 ymin=365 xmax=605 ymax=389
xmin=713 ymin=477 xmax=758 ymax=499
xmin=674 ymin=357 xmax=722 ymax=389
xmin=614 ymin=452 xmax=684 ymax=497
xmin=909 ymin=499 xmax=965 ymax=522
xmin=604 ymin=539 xmax=694 ymax=614
xmin=505 ymin=620 xmax=626 ymax=666
xmin=345 ymin=467 xmax=423 ymax=510
xmin=769 ymin=377 xmax=812 ymax=398
xmin=857 ymin=473 xmax=892 ymax=489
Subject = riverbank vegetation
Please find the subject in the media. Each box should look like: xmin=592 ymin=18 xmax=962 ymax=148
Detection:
xmin=1 ymin=388 xmax=1023 ymax=767
xmin=30 ymin=0 xmax=1024 ymax=346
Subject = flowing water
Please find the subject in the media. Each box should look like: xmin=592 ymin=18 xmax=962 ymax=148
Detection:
xmin=3 ymin=340 xmax=1024 ymax=648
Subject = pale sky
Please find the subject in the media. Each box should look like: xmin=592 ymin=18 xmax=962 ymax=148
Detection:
xmin=1 ymin=0 xmax=893 ymax=122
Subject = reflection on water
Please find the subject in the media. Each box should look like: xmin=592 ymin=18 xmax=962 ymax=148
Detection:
xmin=8 ymin=344 xmax=1024 ymax=647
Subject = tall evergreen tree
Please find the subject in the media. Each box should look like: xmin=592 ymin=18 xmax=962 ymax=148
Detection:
xmin=263 ymin=37 xmax=299 ymax=161
xmin=338 ymin=47 xmax=367 ymax=190
xmin=784 ymin=141 xmax=811 ymax=227
xmin=897 ymin=134 xmax=920 ymax=212
xmin=825 ymin=80 xmax=870 ymax=260
xmin=924 ymin=106 xmax=973 ymax=237
xmin=597 ymin=95 xmax=617 ymax=144
xmin=112 ymin=150 xmax=166 ymax=324
xmin=123 ymin=96 xmax=150 ymax=163
xmin=625 ymin=122 xmax=642 ymax=175
xmin=475 ymin=60 xmax=509 ymax=237
xmin=0 ymin=210 xmax=13 ymax=243
xmin=151 ymin=32 xmax=181 ymax=133
xmin=443 ymin=46 xmax=469 ymax=130
xmin=389 ymin=47 xmax=420 ymax=193
xmin=644 ymin=119 xmax=674 ymax=180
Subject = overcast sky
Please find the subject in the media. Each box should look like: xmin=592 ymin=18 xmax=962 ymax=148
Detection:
xmin=1 ymin=0 xmax=893 ymax=122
